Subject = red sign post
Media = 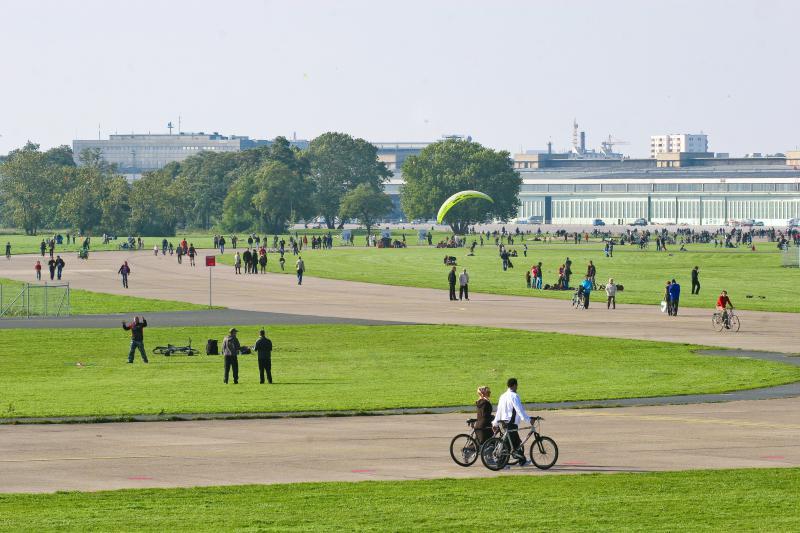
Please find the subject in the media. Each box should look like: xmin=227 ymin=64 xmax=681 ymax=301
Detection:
xmin=205 ymin=256 xmax=216 ymax=308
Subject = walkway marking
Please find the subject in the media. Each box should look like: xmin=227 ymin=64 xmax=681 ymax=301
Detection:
xmin=560 ymin=411 xmax=800 ymax=431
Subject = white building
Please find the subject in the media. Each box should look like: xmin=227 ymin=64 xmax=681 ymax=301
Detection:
xmin=650 ymin=134 xmax=709 ymax=158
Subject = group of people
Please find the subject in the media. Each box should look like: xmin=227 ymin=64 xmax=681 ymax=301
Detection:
xmin=447 ymin=266 xmax=469 ymax=301
xmin=473 ymin=378 xmax=534 ymax=467
xmin=122 ymin=317 xmax=275 ymax=385
xmin=33 ymin=256 xmax=66 ymax=281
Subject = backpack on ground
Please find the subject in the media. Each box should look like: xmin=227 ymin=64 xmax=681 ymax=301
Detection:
xmin=206 ymin=339 xmax=219 ymax=355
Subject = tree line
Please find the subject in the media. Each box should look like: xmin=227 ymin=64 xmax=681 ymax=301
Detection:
xmin=0 ymin=133 xmax=520 ymax=236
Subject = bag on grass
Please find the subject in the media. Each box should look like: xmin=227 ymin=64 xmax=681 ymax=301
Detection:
xmin=206 ymin=339 xmax=219 ymax=355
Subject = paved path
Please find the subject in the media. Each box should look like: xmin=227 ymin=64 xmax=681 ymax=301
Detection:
xmin=1 ymin=397 xmax=798 ymax=493
xmin=1 ymin=251 xmax=797 ymax=353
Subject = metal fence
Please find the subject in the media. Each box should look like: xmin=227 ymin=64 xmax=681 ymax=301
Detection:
xmin=781 ymin=245 xmax=799 ymax=268
xmin=0 ymin=283 xmax=71 ymax=318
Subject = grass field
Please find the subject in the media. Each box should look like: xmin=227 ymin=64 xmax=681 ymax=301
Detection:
xmin=216 ymin=242 xmax=800 ymax=312
xmin=0 ymin=277 xmax=210 ymax=315
xmin=0 ymin=468 xmax=797 ymax=531
xmin=1 ymin=324 xmax=798 ymax=419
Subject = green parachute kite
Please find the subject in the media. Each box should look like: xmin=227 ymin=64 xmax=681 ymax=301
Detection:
xmin=436 ymin=190 xmax=494 ymax=224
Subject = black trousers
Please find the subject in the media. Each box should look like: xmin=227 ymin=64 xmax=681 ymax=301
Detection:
xmin=508 ymin=423 xmax=522 ymax=453
xmin=224 ymin=355 xmax=239 ymax=383
xmin=449 ymin=283 xmax=457 ymax=300
xmin=671 ymin=298 xmax=679 ymax=316
xmin=459 ymin=284 xmax=469 ymax=300
xmin=692 ymin=281 xmax=700 ymax=294
xmin=258 ymin=356 xmax=272 ymax=384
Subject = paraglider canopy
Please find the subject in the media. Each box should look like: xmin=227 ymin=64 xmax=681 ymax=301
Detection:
xmin=436 ymin=190 xmax=494 ymax=224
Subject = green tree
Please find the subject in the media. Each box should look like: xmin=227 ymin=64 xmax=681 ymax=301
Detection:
xmin=400 ymin=138 xmax=521 ymax=234
xmin=129 ymin=163 xmax=185 ymax=235
xmin=338 ymin=183 xmax=393 ymax=235
xmin=0 ymin=142 xmax=61 ymax=235
xmin=307 ymin=132 xmax=391 ymax=229
xmin=100 ymin=176 xmax=131 ymax=233
xmin=57 ymin=149 xmax=119 ymax=234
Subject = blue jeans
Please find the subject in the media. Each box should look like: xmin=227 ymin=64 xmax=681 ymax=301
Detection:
xmin=297 ymin=270 xmax=304 ymax=285
xmin=128 ymin=340 xmax=148 ymax=363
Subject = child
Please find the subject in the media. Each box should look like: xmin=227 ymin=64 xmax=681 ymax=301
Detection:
xmin=34 ymin=260 xmax=42 ymax=280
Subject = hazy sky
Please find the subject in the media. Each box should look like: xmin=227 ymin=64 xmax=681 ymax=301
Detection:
xmin=1 ymin=0 xmax=797 ymax=157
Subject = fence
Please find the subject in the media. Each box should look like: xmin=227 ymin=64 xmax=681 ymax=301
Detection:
xmin=781 ymin=245 xmax=799 ymax=268
xmin=0 ymin=283 xmax=71 ymax=318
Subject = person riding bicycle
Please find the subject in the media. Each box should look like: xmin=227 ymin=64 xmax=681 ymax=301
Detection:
xmin=492 ymin=377 xmax=532 ymax=466
xmin=716 ymin=290 xmax=734 ymax=328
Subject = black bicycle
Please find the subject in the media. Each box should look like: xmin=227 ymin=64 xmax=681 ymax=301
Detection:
xmin=152 ymin=338 xmax=198 ymax=356
xmin=480 ymin=416 xmax=558 ymax=471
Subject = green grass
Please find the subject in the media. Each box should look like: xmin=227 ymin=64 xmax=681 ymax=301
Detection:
xmin=0 ymin=468 xmax=797 ymax=531
xmin=1 ymin=325 xmax=798 ymax=419
xmin=217 ymin=242 xmax=800 ymax=312
xmin=0 ymin=277 xmax=211 ymax=314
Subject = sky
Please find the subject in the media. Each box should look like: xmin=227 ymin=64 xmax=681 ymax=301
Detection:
xmin=1 ymin=0 xmax=798 ymax=157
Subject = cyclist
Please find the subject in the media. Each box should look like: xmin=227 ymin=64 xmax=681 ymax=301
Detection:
xmin=716 ymin=290 xmax=734 ymax=328
xmin=492 ymin=377 xmax=532 ymax=466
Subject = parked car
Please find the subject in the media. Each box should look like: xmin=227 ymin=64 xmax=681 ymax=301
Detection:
xmin=630 ymin=218 xmax=647 ymax=226
xmin=591 ymin=219 xmax=606 ymax=226
xmin=754 ymin=221 xmax=765 ymax=227
xmin=740 ymin=219 xmax=755 ymax=227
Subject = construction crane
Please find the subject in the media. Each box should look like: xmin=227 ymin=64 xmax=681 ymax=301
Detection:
xmin=600 ymin=134 xmax=629 ymax=156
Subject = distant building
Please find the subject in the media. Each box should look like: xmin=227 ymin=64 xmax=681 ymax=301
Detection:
xmin=72 ymin=132 xmax=308 ymax=180
xmin=650 ymin=133 xmax=709 ymax=158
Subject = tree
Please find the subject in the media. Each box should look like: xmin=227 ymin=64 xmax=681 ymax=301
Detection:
xmin=0 ymin=142 xmax=61 ymax=235
xmin=100 ymin=176 xmax=131 ymax=233
xmin=338 ymin=183 xmax=393 ymax=235
xmin=128 ymin=163 xmax=185 ymax=235
xmin=400 ymin=138 xmax=521 ymax=234
xmin=307 ymin=132 xmax=391 ymax=229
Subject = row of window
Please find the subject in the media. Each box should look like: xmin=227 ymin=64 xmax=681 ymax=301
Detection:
xmin=520 ymin=182 xmax=799 ymax=193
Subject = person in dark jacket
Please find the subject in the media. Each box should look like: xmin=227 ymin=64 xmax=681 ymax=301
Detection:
xmin=222 ymin=328 xmax=240 ymax=384
xmin=474 ymin=386 xmax=493 ymax=445
xmin=123 ymin=316 xmax=148 ymax=363
xmin=691 ymin=266 xmax=700 ymax=295
xmin=254 ymin=329 xmax=273 ymax=384
xmin=47 ymin=258 xmax=56 ymax=280
xmin=55 ymin=255 xmax=65 ymax=280
xmin=447 ymin=266 xmax=457 ymax=301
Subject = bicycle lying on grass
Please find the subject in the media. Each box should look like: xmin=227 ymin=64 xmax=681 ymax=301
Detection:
xmin=152 ymin=338 xmax=199 ymax=356
xmin=480 ymin=416 xmax=559 ymax=471
xmin=712 ymin=309 xmax=740 ymax=332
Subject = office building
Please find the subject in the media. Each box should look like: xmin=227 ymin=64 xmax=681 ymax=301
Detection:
xmin=650 ymin=133 xmax=709 ymax=158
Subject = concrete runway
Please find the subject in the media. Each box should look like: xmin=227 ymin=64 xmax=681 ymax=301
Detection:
xmin=1 ymin=397 xmax=798 ymax=493
xmin=0 ymin=250 xmax=796 ymax=353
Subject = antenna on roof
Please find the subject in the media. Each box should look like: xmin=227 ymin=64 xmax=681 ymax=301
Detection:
xmin=178 ymin=115 xmax=182 ymax=134
xmin=167 ymin=121 xmax=174 ymax=135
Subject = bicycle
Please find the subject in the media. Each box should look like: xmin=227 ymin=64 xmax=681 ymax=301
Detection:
xmin=571 ymin=289 xmax=585 ymax=309
xmin=480 ymin=416 xmax=559 ymax=471
xmin=449 ymin=419 xmax=482 ymax=467
xmin=712 ymin=309 xmax=740 ymax=332
xmin=152 ymin=338 xmax=199 ymax=356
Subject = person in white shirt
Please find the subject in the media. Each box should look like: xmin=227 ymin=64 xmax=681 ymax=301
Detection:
xmin=492 ymin=377 xmax=532 ymax=465
xmin=458 ymin=269 xmax=469 ymax=301
xmin=605 ymin=277 xmax=617 ymax=309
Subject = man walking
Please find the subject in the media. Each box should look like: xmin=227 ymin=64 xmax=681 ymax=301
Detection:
xmin=118 ymin=261 xmax=131 ymax=288
xmin=691 ymin=266 xmax=700 ymax=295
xmin=254 ymin=329 xmax=273 ymax=384
xmin=296 ymin=256 xmax=305 ymax=285
xmin=223 ymin=328 xmax=240 ymax=384
xmin=5 ymin=242 xmax=10 ymax=260
xmin=492 ymin=378 xmax=532 ymax=466
xmin=123 ymin=316 xmax=148 ymax=363
xmin=47 ymin=257 xmax=56 ymax=280
xmin=448 ymin=265 xmax=457 ymax=301
xmin=458 ymin=268 xmax=469 ymax=301
xmin=55 ymin=255 xmax=65 ymax=280
xmin=669 ymin=278 xmax=681 ymax=316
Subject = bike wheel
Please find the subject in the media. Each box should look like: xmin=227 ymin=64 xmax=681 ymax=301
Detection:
xmin=529 ymin=436 xmax=558 ymax=470
xmin=480 ymin=437 xmax=510 ymax=471
xmin=449 ymin=434 xmax=479 ymax=467
xmin=712 ymin=314 xmax=724 ymax=332
xmin=729 ymin=315 xmax=741 ymax=332
xmin=186 ymin=349 xmax=198 ymax=356
xmin=152 ymin=347 xmax=167 ymax=355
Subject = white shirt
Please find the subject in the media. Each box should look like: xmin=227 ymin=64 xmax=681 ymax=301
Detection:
xmin=459 ymin=272 xmax=469 ymax=286
xmin=492 ymin=388 xmax=531 ymax=427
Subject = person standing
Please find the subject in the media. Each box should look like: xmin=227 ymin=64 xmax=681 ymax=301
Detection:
xmin=188 ymin=244 xmax=196 ymax=266
xmin=223 ymin=328 xmax=240 ymax=384
xmin=259 ymin=251 xmax=267 ymax=273
xmin=580 ymin=277 xmax=592 ymax=309
xmin=459 ymin=268 xmax=470 ymax=301
xmin=448 ymin=265 xmax=457 ymax=301
xmin=296 ymin=256 xmax=305 ymax=285
xmin=118 ymin=261 xmax=131 ymax=288
xmin=254 ymin=329 xmax=273 ymax=384
xmin=40 ymin=240 xmax=46 ymax=257
xmin=55 ymin=255 xmax=65 ymax=280
xmin=606 ymin=278 xmax=617 ymax=309
xmin=535 ymin=262 xmax=543 ymax=289
xmin=218 ymin=235 xmax=226 ymax=254
xmin=691 ymin=266 xmax=700 ymax=295
xmin=34 ymin=260 xmax=42 ymax=280
xmin=47 ymin=257 xmax=56 ymax=280
xmin=234 ymin=252 xmax=242 ymax=274
xmin=5 ymin=242 xmax=10 ymax=260
xmin=474 ymin=386 xmax=493 ymax=445
xmin=663 ymin=281 xmax=673 ymax=316
xmin=123 ymin=316 xmax=148 ymax=364
xmin=587 ymin=261 xmax=596 ymax=289
xmin=176 ymin=245 xmax=183 ymax=264
xmin=669 ymin=278 xmax=681 ymax=316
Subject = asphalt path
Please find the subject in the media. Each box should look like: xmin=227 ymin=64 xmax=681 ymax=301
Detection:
xmin=1 ymin=397 xmax=798 ymax=493
xmin=0 ymin=250 xmax=797 ymax=353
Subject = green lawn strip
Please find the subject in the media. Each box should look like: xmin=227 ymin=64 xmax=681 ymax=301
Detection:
xmin=1 ymin=325 xmax=798 ymax=419
xmin=0 ymin=468 xmax=797 ymax=532
xmin=216 ymin=242 xmax=800 ymax=312
xmin=0 ymin=277 xmax=210 ymax=314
